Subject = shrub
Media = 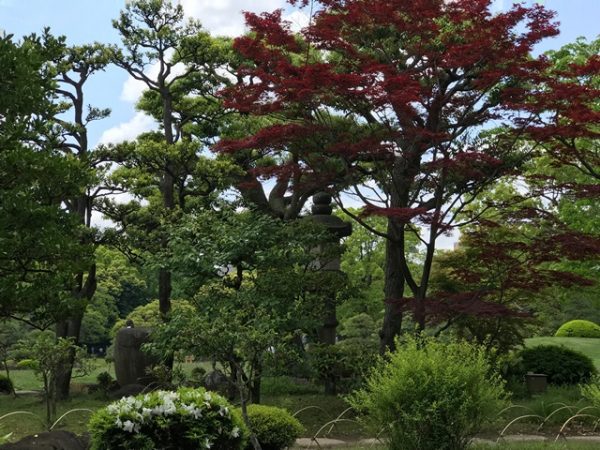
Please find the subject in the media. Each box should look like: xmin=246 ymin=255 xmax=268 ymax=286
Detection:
xmin=244 ymin=405 xmax=303 ymax=450
xmin=518 ymin=345 xmax=596 ymax=385
xmin=0 ymin=374 xmax=13 ymax=394
xmin=309 ymin=338 xmax=378 ymax=393
xmin=348 ymin=337 xmax=508 ymax=450
xmin=581 ymin=376 xmax=600 ymax=409
xmin=94 ymin=371 xmax=117 ymax=397
xmin=555 ymin=320 xmax=600 ymax=338
xmin=89 ymin=387 xmax=247 ymax=450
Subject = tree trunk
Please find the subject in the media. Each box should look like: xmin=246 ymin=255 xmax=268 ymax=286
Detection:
xmin=250 ymin=362 xmax=262 ymax=404
xmin=158 ymin=92 xmax=175 ymax=321
xmin=236 ymin=368 xmax=262 ymax=450
xmin=54 ymin=313 xmax=84 ymax=400
xmin=379 ymin=219 xmax=405 ymax=354
xmin=55 ymin=265 xmax=96 ymax=399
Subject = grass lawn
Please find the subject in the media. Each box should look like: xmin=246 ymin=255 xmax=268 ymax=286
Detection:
xmin=525 ymin=337 xmax=600 ymax=370
xmin=0 ymin=393 xmax=108 ymax=440
xmin=8 ymin=358 xmax=115 ymax=392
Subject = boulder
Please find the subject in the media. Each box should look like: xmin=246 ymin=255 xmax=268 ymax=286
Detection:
xmin=203 ymin=370 xmax=229 ymax=396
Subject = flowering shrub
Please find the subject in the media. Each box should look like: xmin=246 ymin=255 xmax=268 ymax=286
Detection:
xmin=89 ymin=387 xmax=247 ymax=450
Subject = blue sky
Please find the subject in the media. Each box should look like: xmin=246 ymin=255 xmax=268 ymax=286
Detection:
xmin=1 ymin=0 xmax=598 ymax=148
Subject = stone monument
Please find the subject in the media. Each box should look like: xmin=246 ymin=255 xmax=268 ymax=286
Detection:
xmin=113 ymin=323 xmax=157 ymax=388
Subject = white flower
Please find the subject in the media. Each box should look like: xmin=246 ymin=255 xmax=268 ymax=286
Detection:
xmin=142 ymin=408 xmax=152 ymax=418
xmin=230 ymin=427 xmax=240 ymax=438
xmin=122 ymin=420 xmax=135 ymax=433
xmin=152 ymin=405 xmax=166 ymax=416
xmin=114 ymin=418 xmax=122 ymax=428
xmin=218 ymin=406 xmax=229 ymax=417
xmin=181 ymin=404 xmax=194 ymax=414
xmin=203 ymin=392 xmax=212 ymax=402
xmin=107 ymin=404 xmax=119 ymax=415
xmin=162 ymin=401 xmax=176 ymax=416
xmin=204 ymin=438 xmax=212 ymax=448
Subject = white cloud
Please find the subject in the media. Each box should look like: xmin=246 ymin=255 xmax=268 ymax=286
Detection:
xmin=121 ymin=76 xmax=148 ymax=103
xmin=98 ymin=112 xmax=156 ymax=145
xmin=283 ymin=10 xmax=311 ymax=33
xmin=179 ymin=0 xmax=284 ymax=37
xmin=120 ymin=53 xmax=186 ymax=103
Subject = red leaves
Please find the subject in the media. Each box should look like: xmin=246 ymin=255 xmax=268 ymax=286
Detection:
xmin=215 ymin=124 xmax=317 ymax=153
xmin=243 ymin=10 xmax=300 ymax=51
xmin=361 ymin=205 xmax=428 ymax=222
xmin=388 ymin=294 xmax=529 ymax=319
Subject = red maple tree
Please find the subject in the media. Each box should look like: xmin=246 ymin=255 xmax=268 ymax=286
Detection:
xmin=215 ymin=0 xmax=594 ymax=350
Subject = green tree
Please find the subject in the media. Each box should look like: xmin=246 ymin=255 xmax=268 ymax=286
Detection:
xmin=108 ymin=0 xmax=238 ymax=321
xmin=151 ymin=209 xmax=331 ymax=449
xmin=0 ymin=32 xmax=92 ymax=329
xmin=12 ymin=331 xmax=90 ymax=424
xmin=51 ymin=42 xmax=113 ymax=398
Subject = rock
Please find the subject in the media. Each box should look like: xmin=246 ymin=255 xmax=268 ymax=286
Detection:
xmin=203 ymin=370 xmax=229 ymax=396
xmin=0 ymin=431 xmax=89 ymax=450
xmin=113 ymin=327 xmax=157 ymax=387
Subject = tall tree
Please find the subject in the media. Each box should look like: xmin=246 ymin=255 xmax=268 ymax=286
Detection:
xmin=109 ymin=0 xmax=236 ymax=319
xmin=52 ymin=43 xmax=112 ymax=398
xmin=218 ymin=0 xmax=560 ymax=350
xmin=0 ymin=31 xmax=91 ymax=328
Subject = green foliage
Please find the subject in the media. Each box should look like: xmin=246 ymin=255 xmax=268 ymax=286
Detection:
xmin=339 ymin=313 xmax=378 ymax=340
xmin=88 ymin=387 xmax=247 ymax=450
xmin=111 ymin=299 xmax=195 ymax=336
xmin=336 ymin=211 xmax=422 ymax=323
xmin=0 ymin=374 xmax=13 ymax=394
xmin=95 ymin=371 xmax=116 ymax=397
xmin=348 ymin=337 xmax=508 ymax=450
xmin=581 ymin=376 xmax=600 ymax=411
xmin=151 ymin=210 xmax=332 ymax=400
xmin=0 ymin=31 xmax=93 ymax=324
xmin=555 ymin=320 xmax=600 ymax=338
xmin=243 ymin=405 xmax=303 ymax=450
xmin=309 ymin=339 xmax=378 ymax=393
xmin=308 ymin=314 xmax=379 ymax=392
xmin=11 ymin=331 xmax=90 ymax=423
xmin=260 ymin=376 xmax=321 ymax=396
xmin=518 ymin=345 xmax=597 ymax=385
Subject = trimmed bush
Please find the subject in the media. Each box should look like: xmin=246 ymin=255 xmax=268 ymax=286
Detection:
xmin=519 ymin=345 xmax=596 ymax=385
xmin=89 ymin=387 xmax=247 ymax=450
xmin=348 ymin=337 xmax=507 ymax=450
xmin=244 ymin=405 xmax=303 ymax=450
xmin=555 ymin=320 xmax=600 ymax=338
xmin=0 ymin=374 xmax=13 ymax=394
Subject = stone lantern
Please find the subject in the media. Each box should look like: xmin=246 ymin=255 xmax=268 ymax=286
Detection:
xmin=309 ymin=192 xmax=352 ymax=348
